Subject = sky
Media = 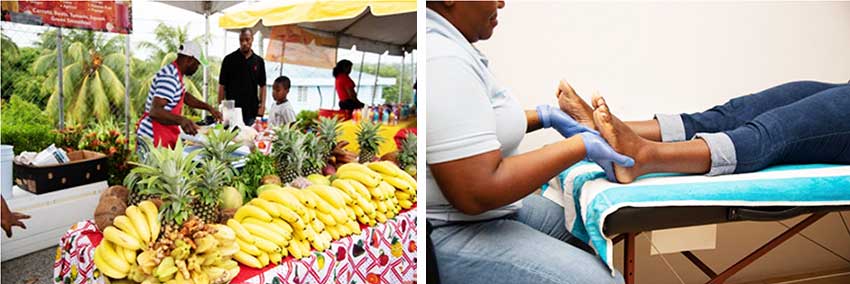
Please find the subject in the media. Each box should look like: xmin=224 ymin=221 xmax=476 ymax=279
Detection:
xmin=1 ymin=0 xmax=416 ymax=69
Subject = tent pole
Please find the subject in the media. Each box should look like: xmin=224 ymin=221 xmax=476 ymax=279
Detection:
xmin=332 ymin=47 xmax=338 ymax=110
xmin=57 ymin=27 xmax=64 ymax=129
xmin=356 ymin=50 xmax=365 ymax=94
xmin=316 ymin=86 xmax=323 ymax=109
xmin=397 ymin=51 xmax=405 ymax=105
xmin=371 ymin=53 xmax=381 ymax=105
xmin=125 ymin=34 xmax=131 ymax=138
xmin=279 ymin=38 xmax=286 ymax=77
xmin=202 ymin=12 xmax=209 ymax=118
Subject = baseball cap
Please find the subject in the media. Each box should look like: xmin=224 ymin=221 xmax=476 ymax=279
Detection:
xmin=178 ymin=41 xmax=208 ymax=66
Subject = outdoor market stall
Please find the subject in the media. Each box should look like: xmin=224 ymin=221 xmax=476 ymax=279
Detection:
xmin=52 ymin=116 xmax=418 ymax=284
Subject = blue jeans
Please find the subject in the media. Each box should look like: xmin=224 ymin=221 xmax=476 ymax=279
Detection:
xmin=656 ymin=81 xmax=850 ymax=175
xmin=430 ymin=194 xmax=624 ymax=284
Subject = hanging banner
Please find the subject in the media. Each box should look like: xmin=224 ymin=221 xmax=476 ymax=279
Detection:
xmin=266 ymin=25 xmax=337 ymax=69
xmin=1 ymin=0 xmax=132 ymax=34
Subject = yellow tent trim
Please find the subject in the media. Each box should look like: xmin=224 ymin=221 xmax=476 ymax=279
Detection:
xmin=219 ymin=0 xmax=416 ymax=29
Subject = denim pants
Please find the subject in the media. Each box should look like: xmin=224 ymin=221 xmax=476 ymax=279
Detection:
xmin=655 ymin=81 xmax=850 ymax=175
xmin=430 ymin=194 xmax=624 ymax=284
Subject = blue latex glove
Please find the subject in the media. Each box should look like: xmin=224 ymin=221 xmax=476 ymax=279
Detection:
xmin=536 ymin=105 xmax=598 ymax=138
xmin=580 ymin=132 xmax=635 ymax=182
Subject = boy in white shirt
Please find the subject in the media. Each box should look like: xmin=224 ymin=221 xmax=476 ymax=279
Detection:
xmin=268 ymin=76 xmax=296 ymax=127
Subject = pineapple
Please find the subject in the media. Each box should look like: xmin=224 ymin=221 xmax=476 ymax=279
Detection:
xmin=398 ymin=133 xmax=417 ymax=176
xmin=192 ymin=158 xmax=234 ymax=224
xmin=272 ymin=124 xmax=306 ymax=184
xmin=302 ymin=133 xmax=325 ymax=176
xmin=199 ymin=128 xmax=241 ymax=166
xmin=126 ymin=139 xmax=201 ymax=229
xmin=356 ymin=120 xmax=385 ymax=163
xmin=316 ymin=117 xmax=342 ymax=160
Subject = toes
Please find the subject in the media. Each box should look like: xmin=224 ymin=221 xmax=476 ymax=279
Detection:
xmin=559 ymin=80 xmax=576 ymax=97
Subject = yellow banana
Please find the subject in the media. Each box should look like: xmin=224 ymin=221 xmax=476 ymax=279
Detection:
xmin=311 ymin=218 xmax=325 ymax=233
xmin=347 ymin=220 xmax=362 ymax=235
xmin=375 ymin=200 xmax=387 ymax=213
xmin=258 ymin=252 xmax=270 ymax=267
xmin=387 ymin=209 xmax=396 ymax=219
xmin=242 ymin=223 xmax=288 ymax=247
xmin=395 ymin=191 xmax=412 ymax=200
xmin=233 ymin=251 xmax=263 ymax=268
xmin=253 ymin=236 xmax=283 ymax=254
xmin=357 ymin=199 xmax=376 ymax=215
xmin=299 ymin=239 xmax=312 ymax=256
xmin=396 ymin=170 xmax=418 ymax=192
xmin=357 ymin=214 xmax=371 ymax=225
xmin=138 ymin=201 xmax=161 ymax=243
xmin=345 ymin=206 xmax=356 ymax=220
xmin=94 ymin=244 xmax=128 ymax=278
xmin=258 ymin=189 xmax=308 ymax=217
xmin=271 ymin=218 xmax=294 ymax=234
xmin=338 ymin=170 xmax=379 ymax=188
xmin=353 ymin=205 xmax=366 ymax=218
xmin=384 ymin=176 xmax=412 ymax=192
xmin=103 ymin=226 xmax=142 ymax=250
xmin=220 ymin=240 xmax=240 ymax=257
xmin=336 ymin=224 xmax=350 ymax=237
xmin=112 ymin=215 xmax=142 ymax=244
xmin=338 ymin=163 xmax=381 ymax=178
xmin=331 ymin=179 xmax=361 ymax=204
xmin=367 ymin=161 xmax=400 ymax=176
xmin=320 ymin=231 xmax=333 ymax=244
xmin=249 ymin=198 xmax=280 ymax=218
xmin=98 ymin=240 xmax=131 ymax=272
xmin=281 ymin=186 xmax=318 ymax=209
xmin=304 ymin=226 xmax=319 ymax=242
xmin=288 ymin=240 xmax=303 ymax=259
xmin=316 ymin=211 xmax=337 ymax=226
xmin=211 ymin=224 xmax=236 ymax=242
xmin=274 ymin=203 xmax=303 ymax=225
xmin=343 ymin=178 xmax=371 ymax=200
xmin=369 ymin=186 xmax=385 ymax=201
xmin=399 ymin=199 xmax=413 ymax=209
xmin=308 ymin=185 xmax=346 ymax=208
xmin=236 ymin=236 xmax=262 ymax=256
xmin=376 ymin=212 xmax=388 ymax=223
xmin=126 ymin=205 xmax=151 ymax=244
xmin=120 ymin=246 xmax=137 ymax=266
xmin=235 ymin=204 xmax=273 ymax=222
xmin=227 ymin=219 xmax=253 ymax=242
xmin=327 ymin=226 xmax=340 ymax=240
xmin=242 ymin=217 xmax=291 ymax=240
xmin=269 ymin=252 xmax=283 ymax=264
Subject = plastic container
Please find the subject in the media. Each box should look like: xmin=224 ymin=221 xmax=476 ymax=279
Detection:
xmin=1 ymin=145 xmax=13 ymax=199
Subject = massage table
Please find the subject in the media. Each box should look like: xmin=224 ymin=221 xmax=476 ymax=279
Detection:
xmin=542 ymin=162 xmax=850 ymax=284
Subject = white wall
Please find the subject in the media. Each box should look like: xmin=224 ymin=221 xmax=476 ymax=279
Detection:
xmin=476 ymin=2 xmax=850 ymax=153
xmin=262 ymin=85 xmax=386 ymax=114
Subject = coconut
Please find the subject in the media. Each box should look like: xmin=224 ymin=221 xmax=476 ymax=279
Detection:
xmin=94 ymin=196 xmax=127 ymax=231
xmin=260 ymin=175 xmax=282 ymax=185
xmin=102 ymin=185 xmax=130 ymax=203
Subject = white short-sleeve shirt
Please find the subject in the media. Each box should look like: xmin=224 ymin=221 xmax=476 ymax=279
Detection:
xmin=426 ymin=9 xmax=527 ymax=221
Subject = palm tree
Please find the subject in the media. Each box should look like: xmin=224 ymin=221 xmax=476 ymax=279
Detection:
xmin=32 ymin=30 xmax=132 ymax=124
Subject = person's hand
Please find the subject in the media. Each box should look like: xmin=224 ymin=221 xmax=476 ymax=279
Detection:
xmin=209 ymin=108 xmax=223 ymax=122
xmin=537 ymin=105 xmax=598 ymax=138
xmin=180 ymin=117 xmax=199 ymax=135
xmin=258 ymin=105 xmax=266 ymax=117
xmin=2 ymin=211 xmax=30 ymax=238
xmin=579 ymin=132 xmax=634 ymax=182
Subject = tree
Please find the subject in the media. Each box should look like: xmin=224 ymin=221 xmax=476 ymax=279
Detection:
xmin=358 ymin=63 xmax=415 ymax=104
xmin=32 ymin=30 xmax=130 ymax=125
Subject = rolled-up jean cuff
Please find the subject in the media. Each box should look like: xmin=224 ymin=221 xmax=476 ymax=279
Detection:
xmin=694 ymin=132 xmax=737 ymax=176
xmin=654 ymin=114 xmax=686 ymax=142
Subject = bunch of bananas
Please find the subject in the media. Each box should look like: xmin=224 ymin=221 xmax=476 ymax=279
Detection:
xmin=227 ymin=161 xmax=417 ymax=269
xmin=94 ymin=200 xmax=159 ymax=280
xmin=94 ymin=200 xmax=240 ymax=284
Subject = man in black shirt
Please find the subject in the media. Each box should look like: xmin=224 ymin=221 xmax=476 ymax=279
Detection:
xmin=219 ymin=28 xmax=267 ymax=126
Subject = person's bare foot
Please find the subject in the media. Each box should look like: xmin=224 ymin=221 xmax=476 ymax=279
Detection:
xmin=557 ymin=80 xmax=597 ymax=131
xmin=592 ymin=96 xmax=651 ymax=183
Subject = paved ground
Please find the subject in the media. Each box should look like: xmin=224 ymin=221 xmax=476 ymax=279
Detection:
xmin=1 ymin=246 xmax=57 ymax=284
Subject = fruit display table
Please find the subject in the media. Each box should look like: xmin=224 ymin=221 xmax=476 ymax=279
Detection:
xmin=338 ymin=118 xmax=417 ymax=157
xmin=53 ymin=205 xmax=417 ymax=284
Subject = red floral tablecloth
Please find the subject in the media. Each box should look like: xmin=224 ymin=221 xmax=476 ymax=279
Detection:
xmin=54 ymin=206 xmax=417 ymax=284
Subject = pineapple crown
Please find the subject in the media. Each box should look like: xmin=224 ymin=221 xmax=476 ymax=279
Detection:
xmin=398 ymin=133 xmax=417 ymax=168
xmin=125 ymin=138 xmax=200 ymax=226
xmin=200 ymin=128 xmax=241 ymax=165
xmin=316 ymin=116 xmax=342 ymax=148
xmin=195 ymin=158 xmax=234 ymax=206
xmin=356 ymin=120 xmax=385 ymax=153
xmin=302 ymin=132 xmax=326 ymax=171
xmin=272 ymin=124 xmax=304 ymax=175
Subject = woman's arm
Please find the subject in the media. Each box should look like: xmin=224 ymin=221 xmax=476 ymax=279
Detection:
xmin=429 ymin=135 xmax=586 ymax=215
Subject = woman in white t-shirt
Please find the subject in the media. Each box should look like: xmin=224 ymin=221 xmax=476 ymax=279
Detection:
xmin=426 ymin=2 xmax=632 ymax=284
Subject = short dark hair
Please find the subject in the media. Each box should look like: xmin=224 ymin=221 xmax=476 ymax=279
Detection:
xmin=240 ymin=28 xmax=253 ymax=36
xmin=333 ymin=59 xmax=353 ymax=77
xmin=274 ymin=76 xmax=291 ymax=89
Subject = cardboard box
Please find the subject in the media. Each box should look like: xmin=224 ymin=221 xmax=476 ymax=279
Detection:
xmin=13 ymin=150 xmax=108 ymax=194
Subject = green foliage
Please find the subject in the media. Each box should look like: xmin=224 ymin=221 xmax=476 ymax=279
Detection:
xmin=358 ymin=63 xmax=415 ymax=104
xmin=78 ymin=120 xmax=133 ymax=185
xmin=237 ymin=151 xmax=278 ymax=201
xmin=295 ymin=110 xmax=319 ymax=131
xmin=0 ymin=96 xmax=58 ymax=154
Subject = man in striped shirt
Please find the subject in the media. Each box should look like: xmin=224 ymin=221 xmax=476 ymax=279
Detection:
xmin=136 ymin=41 xmax=221 ymax=150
